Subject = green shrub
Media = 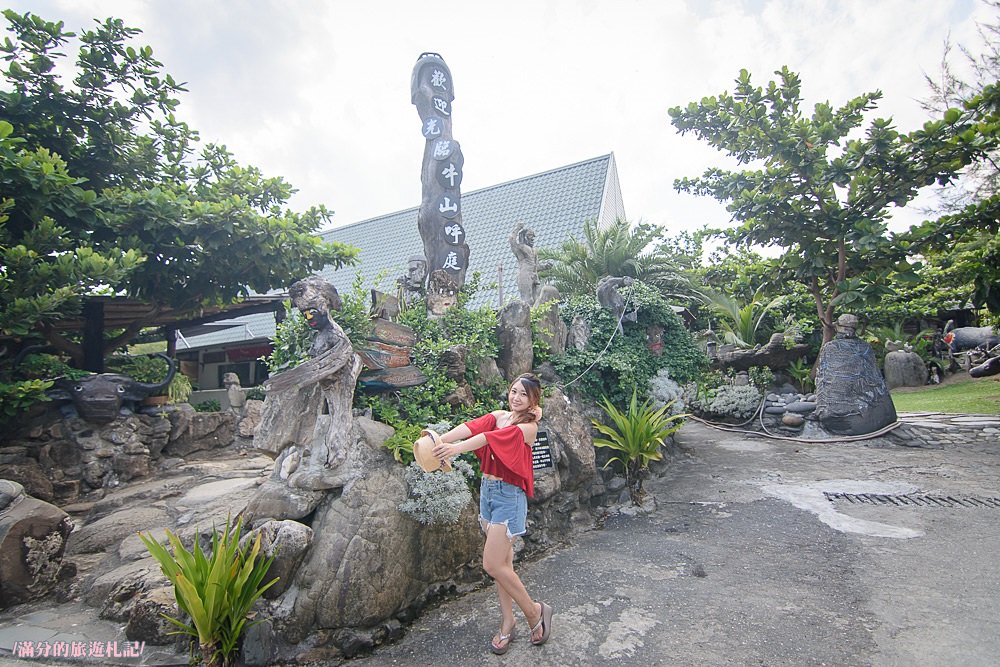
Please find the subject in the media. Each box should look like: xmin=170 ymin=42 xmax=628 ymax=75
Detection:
xmin=786 ymin=358 xmax=815 ymax=392
xmin=592 ymin=387 xmax=687 ymax=504
xmin=244 ymin=386 xmax=266 ymax=401
xmin=263 ymin=301 xmax=312 ymax=374
xmin=0 ymin=378 xmax=52 ymax=427
xmin=139 ymin=516 xmax=278 ymax=667
xmin=530 ymin=303 xmax=556 ymax=364
xmin=106 ymin=354 xmax=171 ymax=383
xmin=169 ymin=374 xmax=193 ymax=404
xmin=193 ymin=399 xmax=221 ymax=413
xmin=358 ymin=273 xmax=507 ymax=429
xmin=16 ymin=353 xmax=89 ymax=380
xmin=553 ymin=281 xmax=708 ymax=408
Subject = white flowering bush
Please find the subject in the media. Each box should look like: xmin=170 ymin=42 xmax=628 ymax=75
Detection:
xmin=702 ymin=384 xmax=762 ymax=420
xmin=398 ymin=458 xmax=475 ymax=525
xmin=649 ymin=368 xmax=686 ymax=415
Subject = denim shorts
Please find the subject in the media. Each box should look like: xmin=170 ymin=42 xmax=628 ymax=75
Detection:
xmin=479 ymin=478 xmax=527 ymax=538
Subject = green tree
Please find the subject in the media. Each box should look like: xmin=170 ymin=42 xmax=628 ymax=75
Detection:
xmin=903 ymin=4 xmax=1000 ymax=318
xmin=670 ymin=67 xmax=970 ymax=343
xmin=0 ymin=11 xmax=357 ymax=365
xmin=538 ymin=217 xmax=692 ymax=299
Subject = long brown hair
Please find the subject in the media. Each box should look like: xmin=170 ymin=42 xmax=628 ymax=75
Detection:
xmin=509 ymin=373 xmax=542 ymax=425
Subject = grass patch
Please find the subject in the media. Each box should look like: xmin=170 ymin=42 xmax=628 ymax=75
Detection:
xmin=891 ymin=375 xmax=1000 ymax=415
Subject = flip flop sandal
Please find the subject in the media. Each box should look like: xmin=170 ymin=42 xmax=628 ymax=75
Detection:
xmin=490 ymin=624 xmax=516 ymax=655
xmin=529 ymin=601 xmax=553 ymax=646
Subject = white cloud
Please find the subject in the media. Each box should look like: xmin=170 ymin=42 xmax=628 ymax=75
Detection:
xmin=7 ymin=0 xmax=994 ymax=237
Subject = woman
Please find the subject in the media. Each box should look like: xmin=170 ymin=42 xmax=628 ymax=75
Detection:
xmin=431 ymin=373 xmax=553 ymax=654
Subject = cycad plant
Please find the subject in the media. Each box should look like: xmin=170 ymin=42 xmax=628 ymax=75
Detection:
xmin=538 ymin=217 xmax=691 ymax=298
xmin=592 ymin=387 xmax=687 ymax=504
xmin=139 ymin=516 xmax=278 ymax=667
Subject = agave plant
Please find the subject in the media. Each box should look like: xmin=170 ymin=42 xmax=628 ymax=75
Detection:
xmin=592 ymin=387 xmax=687 ymax=504
xmin=139 ymin=515 xmax=278 ymax=667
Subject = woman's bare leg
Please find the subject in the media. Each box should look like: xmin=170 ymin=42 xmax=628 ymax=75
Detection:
xmin=483 ymin=524 xmax=542 ymax=640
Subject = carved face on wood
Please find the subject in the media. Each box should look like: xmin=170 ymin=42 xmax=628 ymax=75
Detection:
xmin=427 ymin=269 xmax=458 ymax=316
xmin=405 ymin=256 xmax=427 ymax=288
xmin=646 ymin=325 xmax=664 ymax=356
xmin=302 ymin=307 xmax=328 ymax=330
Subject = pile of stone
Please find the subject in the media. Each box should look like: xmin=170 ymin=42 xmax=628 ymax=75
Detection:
xmin=762 ymin=390 xmax=817 ymax=429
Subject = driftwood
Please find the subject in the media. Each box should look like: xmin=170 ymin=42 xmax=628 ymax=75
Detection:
xmin=263 ymin=339 xmax=353 ymax=394
xmin=359 ymin=365 xmax=427 ymax=391
xmin=714 ymin=333 xmax=810 ymax=373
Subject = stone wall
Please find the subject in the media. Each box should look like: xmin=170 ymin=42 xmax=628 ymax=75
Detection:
xmin=0 ymin=403 xmax=244 ymax=505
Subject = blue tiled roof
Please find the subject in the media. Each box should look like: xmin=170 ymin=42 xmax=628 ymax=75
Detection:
xmin=178 ymin=153 xmax=624 ymax=351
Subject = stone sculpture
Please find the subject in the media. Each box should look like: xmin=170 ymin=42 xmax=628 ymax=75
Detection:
xmin=398 ymin=255 xmax=428 ymax=305
xmin=45 ymin=353 xmax=176 ymax=424
xmin=223 ymin=372 xmax=246 ymax=410
xmin=883 ymin=348 xmax=927 ymax=389
xmin=942 ymin=323 xmax=999 ymax=354
xmin=646 ymin=325 xmax=665 ymax=357
xmin=714 ymin=332 xmax=811 ymax=372
xmin=813 ymin=314 xmax=897 ymax=436
xmin=412 ymin=53 xmax=470 ymax=313
xmin=497 ymin=300 xmax=533 ymax=380
xmin=566 ymin=315 xmax=592 ymax=351
xmin=509 ymin=222 xmax=540 ymax=304
xmin=596 ymin=276 xmax=636 ymax=334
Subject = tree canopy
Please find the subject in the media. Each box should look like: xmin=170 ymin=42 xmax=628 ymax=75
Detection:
xmin=0 ymin=11 xmax=358 ymax=365
xmin=669 ymin=67 xmax=973 ymax=342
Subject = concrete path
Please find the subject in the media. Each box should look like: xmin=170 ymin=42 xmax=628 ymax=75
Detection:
xmin=2 ymin=414 xmax=999 ymax=666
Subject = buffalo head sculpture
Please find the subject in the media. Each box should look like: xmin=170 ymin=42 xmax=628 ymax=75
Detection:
xmin=46 ymin=354 xmax=177 ymax=424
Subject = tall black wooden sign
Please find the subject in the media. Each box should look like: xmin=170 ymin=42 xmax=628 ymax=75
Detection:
xmin=411 ymin=53 xmax=470 ymax=315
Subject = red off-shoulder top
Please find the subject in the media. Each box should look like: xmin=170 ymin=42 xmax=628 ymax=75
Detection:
xmin=463 ymin=413 xmax=535 ymax=498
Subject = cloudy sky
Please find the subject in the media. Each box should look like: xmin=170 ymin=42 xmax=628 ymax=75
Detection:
xmin=7 ymin=0 xmax=994 ymax=238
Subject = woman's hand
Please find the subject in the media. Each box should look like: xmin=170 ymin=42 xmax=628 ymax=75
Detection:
xmin=431 ymin=439 xmax=456 ymax=460
xmin=530 ymin=405 xmax=543 ymax=421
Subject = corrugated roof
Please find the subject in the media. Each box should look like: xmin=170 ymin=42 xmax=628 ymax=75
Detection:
xmin=178 ymin=153 xmax=623 ymax=350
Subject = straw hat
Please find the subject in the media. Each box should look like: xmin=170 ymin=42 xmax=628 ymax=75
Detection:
xmin=412 ymin=429 xmax=453 ymax=473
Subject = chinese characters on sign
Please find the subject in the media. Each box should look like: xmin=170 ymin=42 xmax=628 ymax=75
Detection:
xmin=411 ymin=53 xmax=470 ymax=316
xmin=531 ymin=431 xmax=553 ymax=470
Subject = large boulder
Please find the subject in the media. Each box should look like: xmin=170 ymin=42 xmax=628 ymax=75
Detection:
xmin=884 ymin=349 xmax=927 ymax=389
xmin=496 ymin=299 xmax=533 ymax=380
xmin=250 ymin=519 xmax=314 ymax=599
xmin=282 ymin=458 xmax=482 ymax=643
xmin=165 ymin=406 xmax=236 ymax=457
xmin=0 ymin=480 xmax=74 ymax=608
